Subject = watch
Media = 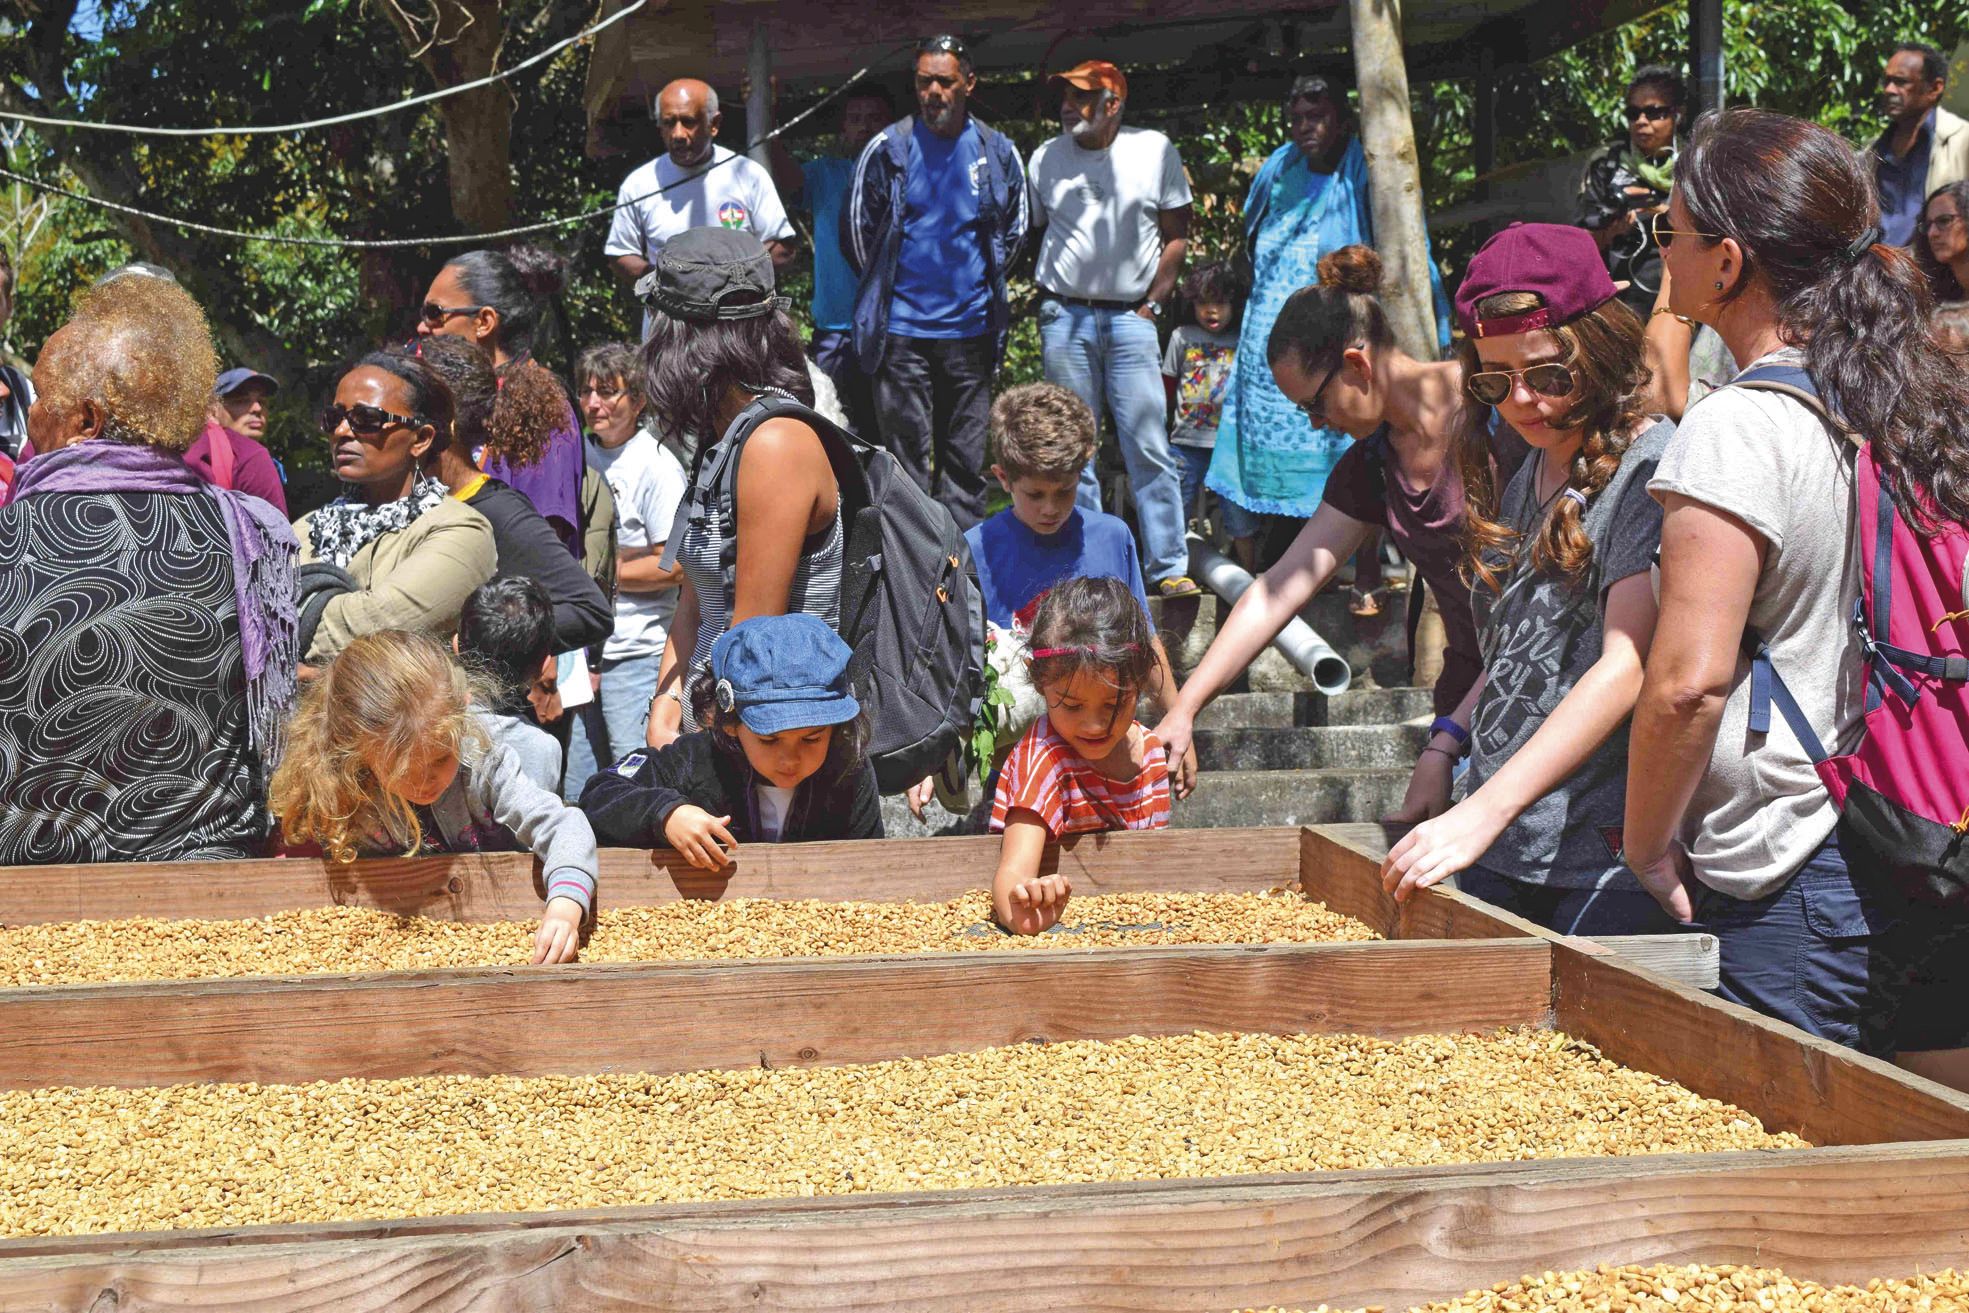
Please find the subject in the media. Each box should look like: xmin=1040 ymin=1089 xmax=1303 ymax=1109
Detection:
xmin=1142 ymin=299 xmax=1163 ymax=319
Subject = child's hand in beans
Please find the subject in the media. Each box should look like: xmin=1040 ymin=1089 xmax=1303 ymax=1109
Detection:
xmin=664 ymin=805 xmax=738 ymax=871
xmin=531 ymin=896 xmax=585 ymax=965
xmin=1000 ymin=873 xmax=1072 ymax=937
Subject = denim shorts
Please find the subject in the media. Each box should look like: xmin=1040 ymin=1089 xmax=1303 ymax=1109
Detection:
xmin=1691 ymin=823 xmax=1905 ymax=1056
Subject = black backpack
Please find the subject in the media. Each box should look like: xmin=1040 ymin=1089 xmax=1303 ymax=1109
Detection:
xmin=698 ymin=393 xmax=984 ymax=794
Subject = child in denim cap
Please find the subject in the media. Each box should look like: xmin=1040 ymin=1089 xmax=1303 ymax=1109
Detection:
xmin=580 ymin=613 xmax=882 ymax=868
xmin=964 ymin=383 xmax=1195 ymax=796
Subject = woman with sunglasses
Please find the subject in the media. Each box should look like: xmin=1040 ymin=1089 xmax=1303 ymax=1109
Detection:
xmin=1625 ymin=109 xmax=1969 ymax=1061
xmin=1576 ymin=65 xmax=1685 ymax=313
xmin=292 ymin=350 xmax=495 ymax=664
xmin=416 ymin=245 xmax=585 ymax=555
xmin=1156 ymin=244 xmax=1522 ymax=822
xmin=1379 ymin=224 xmax=1674 ymax=933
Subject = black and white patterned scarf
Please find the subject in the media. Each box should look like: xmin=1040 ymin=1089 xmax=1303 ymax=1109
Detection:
xmin=307 ymin=477 xmax=448 ymax=568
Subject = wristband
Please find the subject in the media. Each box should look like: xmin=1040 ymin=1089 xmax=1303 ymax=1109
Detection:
xmin=1419 ymin=745 xmax=1460 ymax=763
xmin=1428 ymin=716 xmax=1469 ymax=747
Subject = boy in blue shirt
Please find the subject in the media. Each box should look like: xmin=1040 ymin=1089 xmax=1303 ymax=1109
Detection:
xmin=964 ymin=382 xmax=1196 ymax=795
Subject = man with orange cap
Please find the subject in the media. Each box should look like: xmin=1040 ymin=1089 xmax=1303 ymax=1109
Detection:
xmin=1028 ymin=60 xmax=1199 ymax=600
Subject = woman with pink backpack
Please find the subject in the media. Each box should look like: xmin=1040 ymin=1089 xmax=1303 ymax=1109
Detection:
xmin=1623 ymin=108 xmax=1969 ymax=1075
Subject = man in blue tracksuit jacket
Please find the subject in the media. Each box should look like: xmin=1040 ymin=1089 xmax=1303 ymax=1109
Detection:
xmin=844 ymin=34 xmax=1028 ymax=531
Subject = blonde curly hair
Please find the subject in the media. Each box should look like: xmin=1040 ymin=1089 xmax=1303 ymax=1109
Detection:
xmin=36 ymin=272 xmax=218 ymax=453
xmin=269 ymin=630 xmax=494 ymax=864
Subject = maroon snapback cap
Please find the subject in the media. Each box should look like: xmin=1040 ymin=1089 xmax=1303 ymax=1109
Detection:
xmin=1454 ymin=222 xmax=1619 ymax=339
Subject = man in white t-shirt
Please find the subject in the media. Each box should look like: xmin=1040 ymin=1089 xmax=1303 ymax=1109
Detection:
xmin=604 ymin=78 xmax=796 ymax=338
xmin=1028 ymin=59 xmax=1197 ymax=599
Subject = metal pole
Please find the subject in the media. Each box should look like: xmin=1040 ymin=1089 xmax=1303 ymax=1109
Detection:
xmin=1473 ymin=46 xmax=1497 ymax=206
xmin=1347 ymin=0 xmax=1437 ymax=360
xmin=747 ymin=23 xmax=773 ymax=170
xmin=1189 ymin=537 xmax=1353 ymax=696
xmin=1690 ymin=0 xmax=1724 ymax=118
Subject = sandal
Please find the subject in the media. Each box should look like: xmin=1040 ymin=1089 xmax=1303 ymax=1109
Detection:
xmin=1349 ymin=586 xmax=1385 ymax=618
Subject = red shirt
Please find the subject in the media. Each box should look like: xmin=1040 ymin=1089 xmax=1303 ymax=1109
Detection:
xmin=990 ymin=716 xmax=1170 ymax=837
xmin=184 ymin=421 xmax=288 ymax=515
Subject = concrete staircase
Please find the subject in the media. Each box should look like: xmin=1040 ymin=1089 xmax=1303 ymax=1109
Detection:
xmin=881 ymin=581 xmax=1436 ymax=837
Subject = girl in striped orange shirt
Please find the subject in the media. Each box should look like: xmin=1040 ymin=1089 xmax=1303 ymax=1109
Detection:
xmin=989 ymin=576 xmax=1173 ymax=934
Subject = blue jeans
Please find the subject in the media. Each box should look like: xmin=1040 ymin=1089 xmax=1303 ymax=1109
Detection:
xmin=1174 ymin=443 xmax=1212 ymax=522
xmin=1040 ymin=299 xmax=1188 ymax=584
xmin=561 ymin=651 xmax=663 ymax=802
xmin=1458 ymin=867 xmax=1688 ymax=937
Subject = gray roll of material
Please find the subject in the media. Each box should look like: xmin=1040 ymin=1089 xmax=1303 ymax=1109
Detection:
xmin=1188 ymin=535 xmax=1353 ymax=696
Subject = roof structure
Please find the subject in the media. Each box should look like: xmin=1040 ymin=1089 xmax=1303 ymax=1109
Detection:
xmin=582 ymin=0 xmax=1670 ymax=156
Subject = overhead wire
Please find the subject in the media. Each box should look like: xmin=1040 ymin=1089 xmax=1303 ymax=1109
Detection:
xmin=0 ymin=50 xmax=907 ymax=250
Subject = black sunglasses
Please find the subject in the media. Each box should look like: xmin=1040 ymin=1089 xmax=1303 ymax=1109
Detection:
xmin=320 ymin=403 xmax=424 ymax=437
xmin=1467 ymin=363 xmax=1576 ymax=407
xmin=420 ymin=301 xmax=487 ymax=326
xmin=1624 ymin=104 xmax=1675 ymax=123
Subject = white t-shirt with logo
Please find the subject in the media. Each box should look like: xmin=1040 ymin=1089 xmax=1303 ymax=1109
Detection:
xmin=586 ymin=428 xmax=688 ymax=662
xmin=1028 ymin=126 xmax=1192 ymax=301
xmin=604 ymin=145 xmax=794 ymax=337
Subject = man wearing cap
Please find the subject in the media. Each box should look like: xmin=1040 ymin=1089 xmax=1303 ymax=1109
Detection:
xmin=185 ymin=366 xmax=287 ymax=513
xmin=1027 ymin=59 xmax=1198 ymax=600
xmin=606 ymin=78 xmax=796 ymax=338
xmin=846 ymin=35 xmax=1029 ymax=530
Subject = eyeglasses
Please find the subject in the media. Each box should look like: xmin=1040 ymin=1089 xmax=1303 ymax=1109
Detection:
xmin=1650 ymin=211 xmax=1725 ymax=249
xmin=420 ymin=302 xmax=487 ymax=326
xmin=319 ymin=403 xmax=423 ymax=437
xmin=1624 ymin=104 xmax=1675 ymax=123
xmin=1921 ymin=214 xmax=1962 ymax=231
xmin=1466 ymin=362 xmax=1576 ymax=407
xmin=578 ymin=385 xmax=628 ymax=401
xmin=1296 ymin=362 xmax=1343 ymax=424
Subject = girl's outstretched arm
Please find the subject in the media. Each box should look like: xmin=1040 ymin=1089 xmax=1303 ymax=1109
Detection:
xmin=1382 ymin=570 xmax=1658 ymax=901
xmin=991 ymin=810 xmax=1070 ymax=936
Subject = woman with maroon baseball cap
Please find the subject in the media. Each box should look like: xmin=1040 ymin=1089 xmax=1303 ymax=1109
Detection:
xmin=1378 ymin=223 xmax=1676 ymax=937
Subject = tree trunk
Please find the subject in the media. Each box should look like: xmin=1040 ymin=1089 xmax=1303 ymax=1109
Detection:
xmin=380 ymin=0 xmax=514 ymax=235
xmin=1347 ymin=0 xmax=1438 ymax=361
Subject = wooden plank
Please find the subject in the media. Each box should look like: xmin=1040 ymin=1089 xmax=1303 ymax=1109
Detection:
xmin=0 ymin=828 xmax=1305 ymax=927
xmin=1553 ymin=942 xmax=1969 ymax=1146
xmin=8 ymin=1144 xmax=1969 ymax=1310
xmin=1586 ymin=933 xmax=1720 ymax=991
xmin=1295 ymin=823 xmax=1539 ymax=943
xmin=0 ymin=939 xmax=1554 ymax=1091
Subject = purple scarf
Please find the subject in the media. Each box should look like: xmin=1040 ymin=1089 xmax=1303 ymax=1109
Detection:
xmin=9 ymin=439 xmax=300 ymax=764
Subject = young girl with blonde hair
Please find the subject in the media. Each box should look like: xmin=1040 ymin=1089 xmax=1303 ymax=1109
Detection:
xmin=269 ymin=629 xmax=598 ymax=963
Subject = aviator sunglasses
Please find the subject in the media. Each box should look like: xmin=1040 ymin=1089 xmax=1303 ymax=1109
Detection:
xmin=1466 ymin=362 xmax=1576 ymax=408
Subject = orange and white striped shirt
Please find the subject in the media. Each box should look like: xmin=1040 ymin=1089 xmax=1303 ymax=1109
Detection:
xmin=989 ymin=716 xmax=1170 ymax=837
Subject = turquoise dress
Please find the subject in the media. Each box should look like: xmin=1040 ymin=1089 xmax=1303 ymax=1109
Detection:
xmin=1208 ymin=138 xmax=1450 ymax=519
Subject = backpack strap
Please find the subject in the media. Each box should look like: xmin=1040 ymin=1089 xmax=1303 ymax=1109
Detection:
xmin=706 ymin=392 xmax=874 ymax=617
xmin=1743 ymin=633 xmax=1830 ymax=764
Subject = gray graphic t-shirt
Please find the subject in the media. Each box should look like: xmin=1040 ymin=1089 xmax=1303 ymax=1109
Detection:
xmin=1460 ymin=417 xmax=1673 ymax=889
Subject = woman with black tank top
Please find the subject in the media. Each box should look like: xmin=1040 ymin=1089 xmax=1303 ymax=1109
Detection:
xmin=1155 ymin=245 xmax=1525 ymax=825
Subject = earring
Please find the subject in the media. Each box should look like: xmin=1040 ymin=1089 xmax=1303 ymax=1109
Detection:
xmin=1714 ymin=281 xmax=1724 ymax=290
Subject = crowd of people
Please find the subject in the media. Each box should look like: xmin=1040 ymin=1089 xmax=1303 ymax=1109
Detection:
xmin=0 ymin=36 xmax=1967 ymax=1084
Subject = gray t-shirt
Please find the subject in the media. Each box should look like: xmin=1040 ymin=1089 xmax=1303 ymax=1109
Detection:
xmin=1647 ymin=349 xmax=1863 ymax=900
xmin=1461 ymin=418 xmax=1672 ymax=889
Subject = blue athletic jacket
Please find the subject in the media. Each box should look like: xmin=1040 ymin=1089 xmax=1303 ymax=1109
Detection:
xmin=843 ymin=113 xmax=1029 ymax=373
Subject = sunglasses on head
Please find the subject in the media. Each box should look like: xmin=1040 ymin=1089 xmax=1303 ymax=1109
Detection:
xmin=420 ymin=302 xmax=486 ymax=326
xmin=919 ymin=34 xmax=968 ymax=57
xmin=319 ymin=403 xmax=424 ymax=437
xmin=1624 ymin=104 xmax=1675 ymax=123
xmin=1466 ymin=362 xmax=1576 ymax=408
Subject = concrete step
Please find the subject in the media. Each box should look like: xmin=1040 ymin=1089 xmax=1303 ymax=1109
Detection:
xmin=1190 ymin=686 xmax=1434 ymax=731
xmin=1193 ymin=723 xmax=1429 ymax=772
xmin=1169 ymin=767 xmax=1409 ymax=829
